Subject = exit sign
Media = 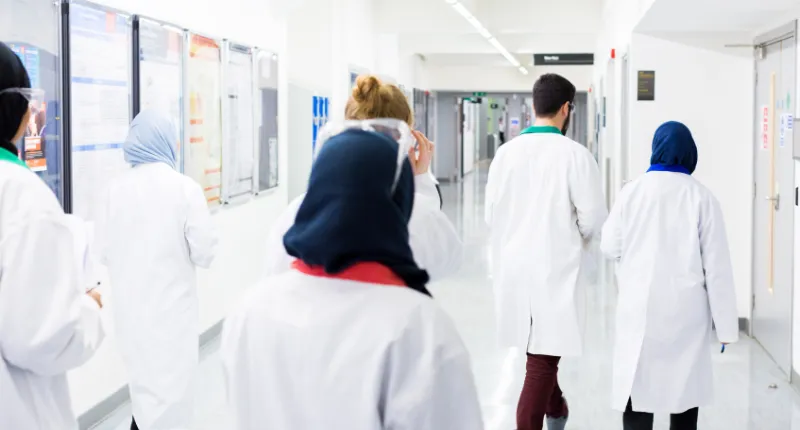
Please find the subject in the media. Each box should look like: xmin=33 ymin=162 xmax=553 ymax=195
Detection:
xmin=473 ymin=92 xmax=487 ymax=97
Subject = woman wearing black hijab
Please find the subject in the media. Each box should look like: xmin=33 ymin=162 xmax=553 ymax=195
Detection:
xmin=0 ymin=41 xmax=104 ymax=430
xmin=221 ymin=127 xmax=482 ymax=430
xmin=601 ymin=121 xmax=738 ymax=430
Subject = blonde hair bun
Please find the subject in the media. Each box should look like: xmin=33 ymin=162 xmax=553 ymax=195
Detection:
xmin=352 ymin=75 xmax=382 ymax=103
xmin=345 ymin=74 xmax=414 ymax=126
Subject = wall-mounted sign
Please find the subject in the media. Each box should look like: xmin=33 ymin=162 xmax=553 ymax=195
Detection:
xmin=533 ymin=53 xmax=594 ymax=66
xmin=490 ymin=103 xmax=499 ymax=109
xmin=473 ymin=92 xmax=487 ymax=97
xmin=637 ymin=70 xmax=656 ymax=101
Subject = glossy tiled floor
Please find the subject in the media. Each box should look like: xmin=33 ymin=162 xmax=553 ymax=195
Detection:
xmin=92 ymin=168 xmax=800 ymax=430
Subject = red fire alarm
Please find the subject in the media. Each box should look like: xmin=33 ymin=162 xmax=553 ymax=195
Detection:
xmin=611 ymin=49 xmax=616 ymax=59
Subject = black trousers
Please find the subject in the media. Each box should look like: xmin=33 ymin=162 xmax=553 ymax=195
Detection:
xmin=623 ymin=398 xmax=698 ymax=430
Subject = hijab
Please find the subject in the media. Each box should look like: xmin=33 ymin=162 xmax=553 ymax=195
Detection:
xmin=0 ymin=42 xmax=32 ymax=156
xmin=124 ymin=110 xmax=178 ymax=169
xmin=648 ymin=121 xmax=698 ymax=175
xmin=283 ymin=129 xmax=431 ymax=295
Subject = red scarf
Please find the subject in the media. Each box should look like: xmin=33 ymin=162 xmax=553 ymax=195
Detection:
xmin=292 ymin=260 xmax=406 ymax=287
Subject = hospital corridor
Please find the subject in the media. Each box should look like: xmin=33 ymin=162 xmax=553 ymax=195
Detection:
xmin=4 ymin=0 xmax=800 ymax=430
xmin=84 ymin=172 xmax=800 ymax=430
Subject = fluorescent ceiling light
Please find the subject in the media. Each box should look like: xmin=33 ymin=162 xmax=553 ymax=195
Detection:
xmin=443 ymin=0 xmax=525 ymax=75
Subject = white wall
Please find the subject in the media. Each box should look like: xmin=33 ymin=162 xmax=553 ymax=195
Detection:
xmin=61 ymin=0 xmax=292 ymax=416
xmin=627 ymin=34 xmax=755 ymax=318
xmin=61 ymin=0 xmax=383 ymax=418
xmin=424 ymin=65 xmax=592 ymax=93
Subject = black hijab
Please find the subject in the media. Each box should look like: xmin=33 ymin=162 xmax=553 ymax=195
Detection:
xmin=283 ymin=129 xmax=431 ymax=295
xmin=0 ymin=42 xmax=32 ymax=156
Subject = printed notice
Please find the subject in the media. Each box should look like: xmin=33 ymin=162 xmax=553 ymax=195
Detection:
xmin=69 ymin=4 xmax=131 ymax=220
xmin=187 ymin=34 xmax=223 ymax=206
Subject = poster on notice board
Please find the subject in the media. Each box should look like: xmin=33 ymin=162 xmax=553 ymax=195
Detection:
xmin=186 ymin=34 xmax=223 ymax=206
xmin=1 ymin=0 xmax=66 ymax=203
xmin=137 ymin=17 xmax=184 ymax=170
xmin=223 ymin=43 xmax=255 ymax=201
xmin=68 ymin=3 xmax=132 ymax=221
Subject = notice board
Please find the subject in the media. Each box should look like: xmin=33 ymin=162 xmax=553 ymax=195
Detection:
xmin=222 ymin=42 xmax=256 ymax=202
xmin=255 ymin=49 xmax=279 ymax=192
xmin=67 ymin=2 xmax=132 ymax=220
xmin=0 ymin=0 xmax=66 ymax=204
xmin=186 ymin=33 xmax=223 ymax=206
xmin=135 ymin=16 xmax=184 ymax=170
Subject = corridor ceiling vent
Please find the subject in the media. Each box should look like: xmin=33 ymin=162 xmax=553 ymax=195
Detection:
xmin=441 ymin=0 xmax=529 ymax=75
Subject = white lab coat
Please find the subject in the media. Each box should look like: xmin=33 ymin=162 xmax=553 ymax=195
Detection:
xmin=221 ymin=270 xmax=483 ymax=430
xmin=0 ymin=158 xmax=104 ymax=429
xmin=264 ymin=173 xmax=462 ymax=280
xmin=601 ymin=171 xmax=738 ymax=413
xmin=98 ymin=163 xmax=218 ymax=429
xmin=485 ymin=132 xmax=607 ymax=356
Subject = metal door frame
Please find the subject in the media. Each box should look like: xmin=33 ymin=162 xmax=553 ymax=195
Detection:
xmin=750 ymin=20 xmax=798 ymax=376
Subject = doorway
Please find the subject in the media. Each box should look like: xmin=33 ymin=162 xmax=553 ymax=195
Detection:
xmin=752 ymin=21 xmax=797 ymax=376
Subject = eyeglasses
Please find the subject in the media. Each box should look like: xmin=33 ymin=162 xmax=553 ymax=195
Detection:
xmin=315 ymin=118 xmax=416 ymax=192
xmin=0 ymin=88 xmax=46 ymax=113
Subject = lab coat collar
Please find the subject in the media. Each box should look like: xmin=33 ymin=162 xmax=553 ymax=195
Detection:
xmin=520 ymin=125 xmax=562 ymax=135
xmin=292 ymin=260 xmax=406 ymax=286
xmin=0 ymin=145 xmax=27 ymax=169
xmin=647 ymin=164 xmax=691 ymax=175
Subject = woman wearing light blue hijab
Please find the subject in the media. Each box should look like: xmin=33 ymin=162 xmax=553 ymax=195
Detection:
xmin=98 ymin=110 xmax=218 ymax=430
xmin=601 ymin=121 xmax=738 ymax=430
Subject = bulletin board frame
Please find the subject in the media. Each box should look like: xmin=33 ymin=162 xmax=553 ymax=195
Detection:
xmin=253 ymin=47 xmax=280 ymax=193
xmin=220 ymin=40 xmax=258 ymax=204
xmin=184 ymin=30 xmax=224 ymax=208
xmin=61 ymin=0 xmax=134 ymax=216
xmin=2 ymin=0 xmax=69 ymax=206
xmin=131 ymin=14 xmax=186 ymax=171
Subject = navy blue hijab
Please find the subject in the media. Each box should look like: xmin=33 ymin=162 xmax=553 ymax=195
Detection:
xmin=648 ymin=121 xmax=698 ymax=175
xmin=283 ymin=129 xmax=431 ymax=296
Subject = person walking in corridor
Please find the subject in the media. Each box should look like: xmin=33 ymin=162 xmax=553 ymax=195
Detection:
xmin=484 ymin=73 xmax=607 ymax=430
xmin=601 ymin=121 xmax=738 ymax=430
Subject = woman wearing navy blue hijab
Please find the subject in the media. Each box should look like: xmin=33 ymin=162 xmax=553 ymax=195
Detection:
xmin=601 ymin=121 xmax=738 ymax=430
xmin=221 ymin=127 xmax=482 ymax=430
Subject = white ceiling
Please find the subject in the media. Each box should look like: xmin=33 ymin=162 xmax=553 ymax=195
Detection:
xmin=375 ymin=0 xmax=605 ymax=70
xmin=637 ymin=0 xmax=799 ymax=34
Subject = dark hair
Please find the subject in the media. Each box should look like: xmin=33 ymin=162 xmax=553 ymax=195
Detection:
xmin=532 ymin=73 xmax=576 ymax=118
xmin=0 ymin=42 xmax=32 ymax=143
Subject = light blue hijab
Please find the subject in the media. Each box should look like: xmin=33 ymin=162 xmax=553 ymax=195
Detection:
xmin=124 ymin=110 xmax=178 ymax=169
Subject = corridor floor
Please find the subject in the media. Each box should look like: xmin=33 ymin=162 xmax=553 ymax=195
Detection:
xmin=93 ymin=170 xmax=800 ymax=430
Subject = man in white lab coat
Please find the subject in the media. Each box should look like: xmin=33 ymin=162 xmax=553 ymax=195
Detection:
xmin=485 ymin=73 xmax=607 ymax=430
xmin=601 ymin=121 xmax=738 ymax=430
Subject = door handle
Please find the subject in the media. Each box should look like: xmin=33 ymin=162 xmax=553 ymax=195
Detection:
xmin=766 ymin=193 xmax=780 ymax=210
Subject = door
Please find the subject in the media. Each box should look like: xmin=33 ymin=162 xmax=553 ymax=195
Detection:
xmin=620 ymin=54 xmax=630 ymax=185
xmin=752 ymin=22 xmax=797 ymax=376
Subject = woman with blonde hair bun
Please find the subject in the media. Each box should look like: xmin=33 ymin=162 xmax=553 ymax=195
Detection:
xmin=264 ymin=74 xmax=462 ymax=282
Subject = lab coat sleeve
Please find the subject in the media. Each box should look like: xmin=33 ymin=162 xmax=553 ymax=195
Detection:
xmin=408 ymin=193 xmax=463 ymax=281
xmin=484 ymin=153 xmax=501 ymax=227
xmin=700 ymin=195 xmax=739 ymax=344
xmin=0 ymin=218 xmax=104 ymax=376
xmin=382 ymin=304 xmax=483 ymax=430
xmin=570 ymin=149 xmax=608 ymax=240
xmin=600 ymin=191 xmax=625 ymax=260
xmin=263 ymin=196 xmax=304 ymax=277
xmin=414 ymin=173 xmax=440 ymax=205
xmin=185 ymin=181 xmax=218 ymax=268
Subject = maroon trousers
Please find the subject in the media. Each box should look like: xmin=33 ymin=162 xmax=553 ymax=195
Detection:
xmin=517 ymin=354 xmax=569 ymax=430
